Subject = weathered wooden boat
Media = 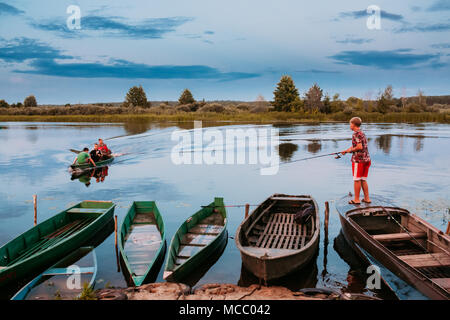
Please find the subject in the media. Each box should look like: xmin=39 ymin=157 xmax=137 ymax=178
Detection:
xmin=70 ymin=156 xmax=114 ymax=170
xmin=163 ymin=197 xmax=227 ymax=282
xmin=119 ymin=201 xmax=166 ymax=286
xmin=0 ymin=201 xmax=115 ymax=289
xmin=337 ymin=194 xmax=450 ymax=300
xmin=235 ymin=194 xmax=320 ymax=281
xmin=11 ymin=246 xmax=97 ymax=300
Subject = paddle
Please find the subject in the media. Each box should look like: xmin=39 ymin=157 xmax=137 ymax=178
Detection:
xmin=69 ymin=149 xmax=81 ymax=154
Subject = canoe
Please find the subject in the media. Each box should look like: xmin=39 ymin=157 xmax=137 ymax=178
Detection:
xmin=11 ymin=246 xmax=97 ymax=300
xmin=118 ymin=201 xmax=166 ymax=286
xmin=336 ymin=194 xmax=450 ymax=300
xmin=0 ymin=201 xmax=115 ymax=289
xmin=235 ymin=194 xmax=320 ymax=281
xmin=163 ymin=197 xmax=227 ymax=282
xmin=70 ymin=156 xmax=114 ymax=170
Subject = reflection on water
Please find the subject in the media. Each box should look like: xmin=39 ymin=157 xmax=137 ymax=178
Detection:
xmin=278 ymin=143 xmax=298 ymax=161
xmin=71 ymin=167 xmax=110 ymax=187
xmin=0 ymin=121 xmax=449 ymax=299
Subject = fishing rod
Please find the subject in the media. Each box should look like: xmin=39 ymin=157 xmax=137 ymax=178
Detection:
xmin=281 ymin=152 xmax=343 ymax=165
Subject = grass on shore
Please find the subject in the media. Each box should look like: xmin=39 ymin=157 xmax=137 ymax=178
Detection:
xmin=0 ymin=111 xmax=448 ymax=124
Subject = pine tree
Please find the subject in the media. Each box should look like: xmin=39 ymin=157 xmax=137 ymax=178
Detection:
xmin=125 ymin=85 xmax=149 ymax=108
xmin=178 ymin=89 xmax=195 ymax=105
xmin=24 ymin=95 xmax=37 ymax=107
xmin=273 ymin=75 xmax=300 ymax=112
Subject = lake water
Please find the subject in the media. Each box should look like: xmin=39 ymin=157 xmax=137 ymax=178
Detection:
xmin=0 ymin=121 xmax=449 ymax=299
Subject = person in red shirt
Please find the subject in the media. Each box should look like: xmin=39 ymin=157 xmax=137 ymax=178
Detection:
xmin=341 ymin=117 xmax=371 ymax=205
xmin=98 ymin=138 xmax=111 ymax=160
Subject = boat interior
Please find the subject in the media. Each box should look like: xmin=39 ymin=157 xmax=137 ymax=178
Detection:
xmin=122 ymin=202 xmax=163 ymax=278
xmin=348 ymin=206 xmax=450 ymax=291
xmin=174 ymin=211 xmax=225 ymax=268
xmin=240 ymin=195 xmax=317 ymax=254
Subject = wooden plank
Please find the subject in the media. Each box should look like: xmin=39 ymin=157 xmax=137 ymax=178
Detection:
xmin=67 ymin=208 xmax=106 ymax=214
xmin=288 ymin=235 xmax=296 ymax=249
xmin=283 ymin=236 xmax=291 ymax=249
xmin=398 ymin=253 xmax=450 ymax=268
xmin=272 ymin=235 xmax=280 ymax=249
xmin=181 ymin=233 xmax=216 ymax=246
xmin=431 ymin=278 xmax=450 ymax=290
xmin=373 ymin=232 xmax=427 ymax=242
xmin=189 ymin=225 xmax=223 ymax=235
xmin=271 ymin=196 xmax=311 ymax=201
xmin=294 ymin=235 xmax=300 ymax=249
xmin=301 ymin=235 xmax=306 ymax=248
xmin=260 ymin=235 xmax=270 ymax=248
xmin=245 ymin=201 xmax=277 ymax=238
xmin=276 ymin=234 xmax=284 ymax=249
xmin=265 ymin=235 xmax=274 ymax=249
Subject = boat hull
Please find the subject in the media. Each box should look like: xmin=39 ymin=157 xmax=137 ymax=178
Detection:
xmin=70 ymin=156 xmax=114 ymax=170
xmin=337 ymin=195 xmax=449 ymax=300
xmin=0 ymin=201 xmax=114 ymax=289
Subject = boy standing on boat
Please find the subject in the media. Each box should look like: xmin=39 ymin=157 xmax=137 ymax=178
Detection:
xmin=341 ymin=117 xmax=371 ymax=205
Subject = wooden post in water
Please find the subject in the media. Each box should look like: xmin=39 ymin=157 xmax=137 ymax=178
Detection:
xmin=114 ymin=215 xmax=118 ymax=247
xmin=33 ymin=195 xmax=37 ymax=226
xmin=446 ymin=221 xmax=450 ymax=236
xmin=324 ymin=201 xmax=330 ymax=232
xmin=245 ymin=203 xmax=250 ymax=219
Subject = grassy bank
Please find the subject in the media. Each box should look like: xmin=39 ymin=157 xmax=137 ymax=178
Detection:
xmin=0 ymin=111 xmax=448 ymax=124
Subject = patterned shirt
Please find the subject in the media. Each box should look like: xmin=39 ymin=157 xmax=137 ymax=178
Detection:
xmin=352 ymin=129 xmax=370 ymax=163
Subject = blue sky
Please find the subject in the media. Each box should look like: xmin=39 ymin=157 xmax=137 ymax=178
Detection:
xmin=0 ymin=0 xmax=449 ymax=104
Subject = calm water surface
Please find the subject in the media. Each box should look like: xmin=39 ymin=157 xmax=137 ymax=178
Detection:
xmin=0 ymin=121 xmax=449 ymax=299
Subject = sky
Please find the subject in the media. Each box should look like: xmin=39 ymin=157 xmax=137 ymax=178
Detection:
xmin=0 ymin=0 xmax=449 ymax=104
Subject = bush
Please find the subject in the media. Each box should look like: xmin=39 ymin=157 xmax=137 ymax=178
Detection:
xmin=250 ymin=105 xmax=269 ymax=113
xmin=24 ymin=95 xmax=37 ymax=107
xmin=198 ymin=103 xmax=225 ymax=113
xmin=343 ymin=106 xmax=353 ymax=115
xmin=236 ymin=103 xmax=251 ymax=111
xmin=175 ymin=104 xmax=191 ymax=112
xmin=0 ymin=100 xmax=9 ymax=108
xmin=125 ymin=85 xmax=150 ymax=108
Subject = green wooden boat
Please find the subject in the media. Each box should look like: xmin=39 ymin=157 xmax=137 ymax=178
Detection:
xmin=118 ymin=201 xmax=166 ymax=286
xmin=0 ymin=201 xmax=115 ymax=289
xmin=70 ymin=156 xmax=114 ymax=170
xmin=163 ymin=197 xmax=227 ymax=282
xmin=11 ymin=246 xmax=97 ymax=300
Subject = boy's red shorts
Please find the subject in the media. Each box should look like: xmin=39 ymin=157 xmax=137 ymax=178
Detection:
xmin=352 ymin=161 xmax=371 ymax=181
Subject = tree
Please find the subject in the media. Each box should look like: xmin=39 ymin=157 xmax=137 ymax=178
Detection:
xmin=322 ymin=94 xmax=331 ymax=114
xmin=125 ymin=85 xmax=149 ymax=108
xmin=24 ymin=95 xmax=37 ymax=107
xmin=304 ymin=83 xmax=323 ymax=112
xmin=330 ymin=93 xmax=345 ymax=113
xmin=178 ymin=89 xmax=195 ymax=105
xmin=377 ymin=85 xmax=394 ymax=114
xmin=273 ymin=75 xmax=300 ymax=112
xmin=0 ymin=100 xmax=9 ymax=108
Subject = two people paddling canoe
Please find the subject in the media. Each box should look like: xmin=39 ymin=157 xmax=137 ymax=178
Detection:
xmin=72 ymin=138 xmax=112 ymax=166
xmin=341 ymin=117 xmax=372 ymax=205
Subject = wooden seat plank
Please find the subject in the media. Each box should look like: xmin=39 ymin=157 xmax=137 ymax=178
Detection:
xmin=431 ymin=278 xmax=450 ymax=290
xmin=373 ymin=232 xmax=427 ymax=242
xmin=67 ymin=208 xmax=106 ymax=214
xmin=398 ymin=253 xmax=450 ymax=268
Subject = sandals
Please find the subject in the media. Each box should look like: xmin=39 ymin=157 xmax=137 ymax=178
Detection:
xmin=348 ymin=200 xmax=361 ymax=205
xmin=362 ymin=199 xmax=372 ymax=204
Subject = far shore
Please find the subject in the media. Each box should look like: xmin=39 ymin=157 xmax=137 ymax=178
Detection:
xmin=0 ymin=111 xmax=448 ymax=124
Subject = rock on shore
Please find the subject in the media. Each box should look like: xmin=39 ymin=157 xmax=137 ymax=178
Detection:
xmin=96 ymin=283 xmax=339 ymax=300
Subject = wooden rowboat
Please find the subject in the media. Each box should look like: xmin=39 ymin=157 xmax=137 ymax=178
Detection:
xmin=0 ymin=201 xmax=115 ymax=289
xmin=11 ymin=246 xmax=97 ymax=300
xmin=235 ymin=194 xmax=320 ymax=281
xmin=236 ymin=194 xmax=320 ymax=281
xmin=336 ymin=194 xmax=450 ymax=300
xmin=118 ymin=201 xmax=166 ymax=286
xmin=163 ymin=197 xmax=227 ymax=282
xmin=70 ymin=156 xmax=114 ymax=170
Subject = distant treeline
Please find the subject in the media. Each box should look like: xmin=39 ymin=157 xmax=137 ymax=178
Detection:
xmin=1 ymin=78 xmax=449 ymax=118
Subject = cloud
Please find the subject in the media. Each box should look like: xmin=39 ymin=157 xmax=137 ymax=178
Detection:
xmin=31 ymin=15 xmax=194 ymax=39
xmin=338 ymin=9 xmax=403 ymax=21
xmin=328 ymin=49 xmax=439 ymax=69
xmin=0 ymin=37 xmax=71 ymax=62
xmin=394 ymin=22 xmax=450 ymax=33
xmin=427 ymin=0 xmax=450 ymax=11
xmin=0 ymin=2 xmax=24 ymax=15
xmin=204 ymin=30 xmax=215 ymax=35
xmin=295 ymin=69 xmax=342 ymax=74
xmin=14 ymin=58 xmax=260 ymax=80
xmin=431 ymin=43 xmax=450 ymax=49
xmin=336 ymin=37 xmax=374 ymax=45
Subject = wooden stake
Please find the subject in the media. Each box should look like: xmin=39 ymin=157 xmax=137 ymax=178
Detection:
xmin=114 ymin=215 xmax=118 ymax=247
xmin=324 ymin=201 xmax=330 ymax=231
xmin=245 ymin=203 xmax=250 ymax=219
xmin=33 ymin=195 xmax=37 ymax=226
xmin=446 ymin=221 xmax=450 ymax=236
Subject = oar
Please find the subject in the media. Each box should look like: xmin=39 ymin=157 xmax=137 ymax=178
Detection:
xmin=69 ymin=149 xmax=81 ymax=154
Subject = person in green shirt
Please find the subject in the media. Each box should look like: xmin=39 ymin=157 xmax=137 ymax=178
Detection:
xmin=73 ymin=147 xmax=96 ymax=166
